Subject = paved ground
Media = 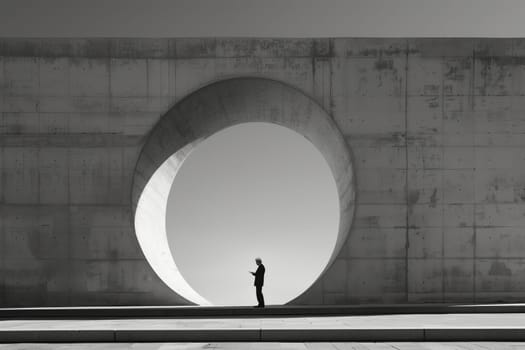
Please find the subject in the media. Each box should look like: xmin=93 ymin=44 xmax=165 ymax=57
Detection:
xmin=1 ymin=343 xmax=525 ymax=349
xmin=2 ymin=313 xmax=525 ymax=342
xmin=2 ymin=313 xmax=525 ymax=330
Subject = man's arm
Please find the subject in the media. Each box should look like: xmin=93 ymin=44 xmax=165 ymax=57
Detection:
xmin=255 ymin=266 xmax=263 ymax=277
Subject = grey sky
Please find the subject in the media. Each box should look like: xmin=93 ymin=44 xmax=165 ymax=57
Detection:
xmin=166 ymin=123 xmax=339 ymax=306
xmin=0 ymin=0 xmax=524 ymax=37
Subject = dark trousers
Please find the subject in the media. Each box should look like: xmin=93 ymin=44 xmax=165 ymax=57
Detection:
xmin=255 ymin=285 xmax=265 ymax=307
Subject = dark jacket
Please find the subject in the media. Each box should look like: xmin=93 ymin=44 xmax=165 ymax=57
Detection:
xmin=253 ymin=264 xmax=265 ymax=287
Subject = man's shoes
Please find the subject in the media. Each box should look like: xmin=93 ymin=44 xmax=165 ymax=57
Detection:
xmin=253 ymin=305 xmax=265 ymax=308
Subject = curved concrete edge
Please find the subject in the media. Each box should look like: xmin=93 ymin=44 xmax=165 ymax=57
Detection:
xmin=131 ymin=78 xmax=356 ymax=306
xmin=2 ymin=328 xmax=525 ymax=343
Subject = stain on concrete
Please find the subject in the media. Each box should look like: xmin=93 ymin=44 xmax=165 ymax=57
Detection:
xmin=358 ymin=47 xmax=404 ymax=57
xmin=520 ymin=190 xmax=525 ymax=202
xmin=429 ymin=188 xmax=438 ymax=208
xmin=361 ymin=216 xmax=380 ymax=228
xmin=477 ymin=57 xmax=515 ymax=95
xmin=374 ymin=132 xmax=406 ymax=147
xmin=407 ymin=190 xmax=420 ymax=206
xmin=447 ymin=265 xmax=468 ymax=277
xmin=488 ymin=261 xmax=512 ymax=276
xmin=374 ymin=58 xmax=394 ymax=71
xmin=426 ymin=96 xmax=440 ymax=109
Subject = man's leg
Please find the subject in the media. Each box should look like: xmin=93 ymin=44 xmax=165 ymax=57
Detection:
xmin=260 ymin=287 xmax=265 ymax=307
xmin=256 ymin=285 xmax=265 ymax=307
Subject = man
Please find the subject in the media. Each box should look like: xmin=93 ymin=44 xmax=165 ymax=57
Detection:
xmin=249 ymin=257 xmax=265 ymax=308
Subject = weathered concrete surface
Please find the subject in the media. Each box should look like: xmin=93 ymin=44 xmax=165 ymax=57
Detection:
xmin=1 ymin=38 xmax=525 ymax=306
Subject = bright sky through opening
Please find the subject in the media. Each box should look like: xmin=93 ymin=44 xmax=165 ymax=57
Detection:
xmin=166 ymin=122 xmax=340 ymax=306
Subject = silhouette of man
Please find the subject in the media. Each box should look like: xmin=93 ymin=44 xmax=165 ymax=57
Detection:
xmin=249 ymin=257 xmax=265 ymax=308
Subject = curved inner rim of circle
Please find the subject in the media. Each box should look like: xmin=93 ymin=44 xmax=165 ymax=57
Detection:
xmin=134 ymin=122 xmax=342 ymax=305
xmin=167 ymin=123 xmax=340 ymax=306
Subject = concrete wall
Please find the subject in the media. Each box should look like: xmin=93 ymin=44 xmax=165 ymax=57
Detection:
xmin=1 ymin=38 xmax=525 ymax=306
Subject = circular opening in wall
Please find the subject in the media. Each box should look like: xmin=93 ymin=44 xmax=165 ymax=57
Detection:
xmin=132 ymin=78 xmax=355 ymax=307
xmin=166 ymin=122 xmax=340 ymax=306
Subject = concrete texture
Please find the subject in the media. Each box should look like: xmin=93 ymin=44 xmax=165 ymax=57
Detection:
xmin=1 ymin=344 xmax=524 ymax=350
xmin=2 ymin=38 xmax=525 ymax=306
xmin=2 ymin=313 xmax=525 ymax=342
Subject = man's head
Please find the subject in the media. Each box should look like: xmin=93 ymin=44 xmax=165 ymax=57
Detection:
xmin=255 ymin=257 xmax=262 ymax=266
